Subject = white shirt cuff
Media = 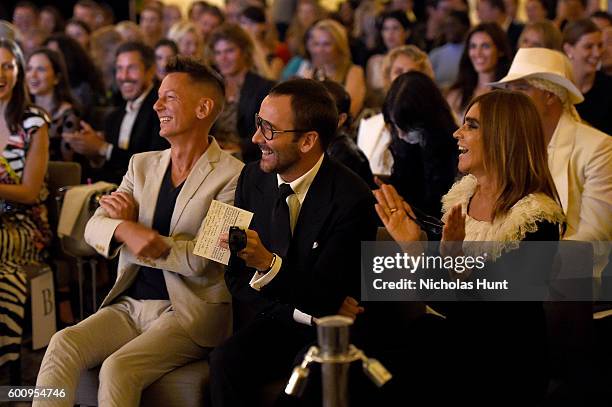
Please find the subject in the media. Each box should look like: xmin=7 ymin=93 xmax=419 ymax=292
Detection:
xmin=293 ymin=309 xmax=314 ymax=326
xmin=249 ymin=254 xmax=283 ymax=291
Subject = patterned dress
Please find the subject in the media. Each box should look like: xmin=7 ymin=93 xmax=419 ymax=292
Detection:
xmin=0 ymin=106 xmax=51 ymax=366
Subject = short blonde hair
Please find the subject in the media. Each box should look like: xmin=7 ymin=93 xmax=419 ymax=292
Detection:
xmin=382 ymin=45 xmax=434 ymax=89
xmin=167 ymin=21 xmax=203 ymax=59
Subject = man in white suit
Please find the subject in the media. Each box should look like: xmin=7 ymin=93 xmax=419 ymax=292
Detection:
xmin=491 ymin=48 xmax=612 ymax=276
xmin=35 ymin=57 xmax=244 ymax=406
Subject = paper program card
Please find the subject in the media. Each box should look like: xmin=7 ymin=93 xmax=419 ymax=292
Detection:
xmin=193 ymin=200 xmax=254 ymax=265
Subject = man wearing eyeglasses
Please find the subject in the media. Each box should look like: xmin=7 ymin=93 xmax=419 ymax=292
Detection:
xmin=210 ymin=79 xmax=378 ymax=406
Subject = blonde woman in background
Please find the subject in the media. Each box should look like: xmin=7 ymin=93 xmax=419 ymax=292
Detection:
xmin=239 ymin=6 xmax=286 ymax=80
xmin=357 ymin=45 xmax=433 ymax=178
xmin=295 ymin=19 xmax=366 ymax=117
xmin=352 ymin=0 xmax=384 ymax=66
xmin=167 ymin=21 xmax=203 ymax=60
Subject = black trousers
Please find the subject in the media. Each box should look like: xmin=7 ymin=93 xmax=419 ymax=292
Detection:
xmin=208 ymin=316 xmax=316 ymax=407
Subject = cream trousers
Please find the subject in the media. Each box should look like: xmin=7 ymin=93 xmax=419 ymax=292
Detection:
xmin=34 ymin=296 xmax=207 ymax=407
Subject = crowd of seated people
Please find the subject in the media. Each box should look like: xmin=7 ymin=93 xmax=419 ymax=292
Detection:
xmin=0 ymin=0 xmax=611 ymax=405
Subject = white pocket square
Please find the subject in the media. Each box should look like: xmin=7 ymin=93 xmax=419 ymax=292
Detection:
xmin=312 ymin=241 xmax=319 ymax=249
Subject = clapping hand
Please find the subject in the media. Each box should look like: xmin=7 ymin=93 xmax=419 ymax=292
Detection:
xmin=373 ymin=183 xmax=422 ymax=243
xmin=440 ymin=204 xmax=465 ymax=257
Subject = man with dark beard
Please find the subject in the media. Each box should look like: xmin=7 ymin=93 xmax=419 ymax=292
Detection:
xmin=209 ymin=79 xmax=378 ymax=406
xmin=63 ymin=41 xmax=169 ymax=183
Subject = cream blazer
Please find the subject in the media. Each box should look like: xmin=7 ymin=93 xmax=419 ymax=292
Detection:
xmin=548 ymin=112 xmax=612 ymax=276
xmin=85 ymin=138 xmax=244 ymax=347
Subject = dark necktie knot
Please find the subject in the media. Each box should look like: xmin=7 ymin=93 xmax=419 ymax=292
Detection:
xmin=278 ymin=183 xmax=295 ymax=200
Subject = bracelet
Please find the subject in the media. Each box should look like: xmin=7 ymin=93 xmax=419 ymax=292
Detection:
xmin=259 ymin=253 xmax=277 ymax=274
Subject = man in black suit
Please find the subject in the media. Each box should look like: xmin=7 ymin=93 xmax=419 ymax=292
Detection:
xmin=209 ymin=79 xmax=378 ymax=406
xmin=64 ymin=41 xmax=169 ymax=184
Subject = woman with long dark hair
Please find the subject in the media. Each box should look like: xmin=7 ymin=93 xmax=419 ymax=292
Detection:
xmin=27 ymin=48 xmax=81 ymax=161
xmin=0 ymin=38 xmax=51 ymax=368
xmin=383 ymin=71 xmax=458 ymax=219
xmin=446 ymin=23 xmax=512 ymax=120
xmin=43 ymin=33 xmax=106 ymax=115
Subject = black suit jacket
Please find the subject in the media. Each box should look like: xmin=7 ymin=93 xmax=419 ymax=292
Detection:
xmin=237 ymin=71 xmax=275 ymax=162
xmin=226 ymin=156 xmax=378 ymax=330
xmin=99 ymin=86 xmax=169 ymax=184
xmin=507 ymin=21 xmax=524 ymax=52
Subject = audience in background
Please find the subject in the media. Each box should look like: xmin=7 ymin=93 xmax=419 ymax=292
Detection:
xmin=285 ymin=0 xmax=326 ymax=67
xmin=208 ymin=23 xmax=275 ymax=161
xmin=590 ymin=11 xmax=612 ymax=30
xmin=139 ymin=5 xmax=163 ymax=48
xmin=65 ymin=18 xmax=91 ymax=51
xmin=39 ymin=6 xmax=64 ymax=36
xmin=26 ymin=48 xmax=81 ymax=162
xmin=366 ymin=11 xmax=412 ymax=98
xmin=295 ymin=19 xmax=366 ymax=117
xmin=519 ymin=19 xmax=564 ymax=50
xmin=168 ymin=21 xmax=204 ymax=60
xmin=44 ymin=33 xmax=105 ymax=117
xmin=554 ymin=0 xmax=586 ymax=30
xmin=154 ymin=38 xmax=179 ymax=81
xmin=477 ymin=0 xmax=524 ymax=50
xmin=12 ymin=1 xmax=38 ymax=38
xmin=89 ymin=26 xmax=123 ymax=97
xmin=429 ymin=10 xmax=470 ymax=90
xmin=162 ymin=4 xmax=182 ymax=36
xmin=563 ymin=19 xmax=611 ymax=135
xmin=115 ymin=20 xmax=144 ymax=43
xmin=447 ymin=23 xmax=512 ymax=120
xmin=525 ymin=0 xmax=549 ymax=22
xmin=196 ymin=4 xmax=225 ymax=45
xmin=351 ymin=0 xmax=383 ymax=67
xmin=73 ymin=0 xmax=101 ymax=31
xmin=422 ymin=0 xmax=454 ymax=52
xmin=240 ymin=6 xmax=286 ymax=80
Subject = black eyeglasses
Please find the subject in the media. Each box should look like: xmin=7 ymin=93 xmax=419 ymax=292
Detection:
xmin=254 ymin=113 xmax=311 ymax=141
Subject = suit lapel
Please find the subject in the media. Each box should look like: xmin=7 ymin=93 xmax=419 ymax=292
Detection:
xmin=548 ymin=113 xmax=575 ymax=214
xmin=141 ymin=150 xmax=171 ymax=227
xmin=292 ymin=157 xmax=334 ymax=256
xmin=169 ymin=139 xmax=220 ymax=233
xmin=128 ymin=87 xmax=157 ymax=151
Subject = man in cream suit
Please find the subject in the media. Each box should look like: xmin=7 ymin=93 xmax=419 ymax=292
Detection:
xmin=35 ymin=57 xmax=244 ymax=407
xmin=491 ymin=48 xmax=612 ymax=276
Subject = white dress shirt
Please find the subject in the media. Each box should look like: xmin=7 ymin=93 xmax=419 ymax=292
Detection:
xmin=249 ymin=154 xmax=325 ymax=325
xmin=103 ymin=85 xmax=154 ymax=160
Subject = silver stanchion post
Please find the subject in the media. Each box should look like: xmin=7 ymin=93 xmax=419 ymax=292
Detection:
xmin=285 ymin=315 xmax=392 ymax=406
